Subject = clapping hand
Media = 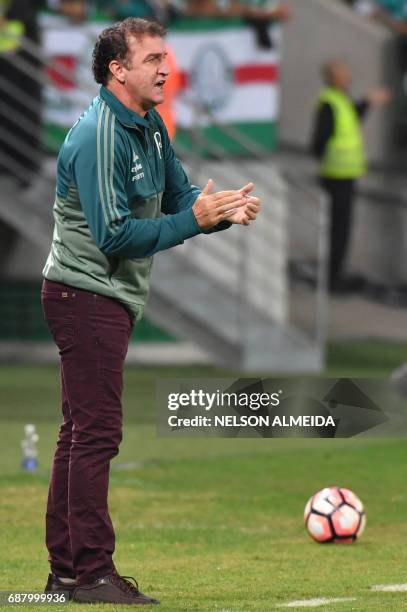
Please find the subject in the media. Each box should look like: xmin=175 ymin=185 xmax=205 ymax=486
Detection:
xmin=193 ymin=180 xmax=261 ymax=229
xmin=227 ymin=182 xmax=261 ymax=226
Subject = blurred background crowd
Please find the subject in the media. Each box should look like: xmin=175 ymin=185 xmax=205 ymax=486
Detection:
xmin=0 ymin=0 xmax=407 ymax=374
xmin=47 ymin=1 xmax=292 ymax=26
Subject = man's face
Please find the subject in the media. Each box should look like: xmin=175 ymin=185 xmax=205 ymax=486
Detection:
xmin=121 ymin=35 xmax=170 ymax=113
xmin=333 ymin=63 xmax=351 ymax=91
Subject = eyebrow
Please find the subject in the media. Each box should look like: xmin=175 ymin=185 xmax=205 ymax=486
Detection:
xmin=143 ymin=52 xmax=168 ymax=62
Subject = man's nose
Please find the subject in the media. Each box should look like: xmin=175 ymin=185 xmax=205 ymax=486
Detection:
xmin=159 ymin=59 xmax=170 ymax=77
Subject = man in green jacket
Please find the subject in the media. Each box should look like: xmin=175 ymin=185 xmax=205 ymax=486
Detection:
xmin=42 ymin=17 xmax=260 ymax=605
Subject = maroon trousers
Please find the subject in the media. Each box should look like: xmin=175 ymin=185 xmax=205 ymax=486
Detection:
xmin=41 ymin=280 xmax=133 ymax=585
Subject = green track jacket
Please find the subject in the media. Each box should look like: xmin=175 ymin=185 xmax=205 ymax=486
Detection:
xmin=43 ymin=86 xmax=228 ymax=320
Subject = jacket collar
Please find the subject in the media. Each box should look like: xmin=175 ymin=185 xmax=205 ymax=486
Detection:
xmin=100 ymin=86 xmax=152 ymax=129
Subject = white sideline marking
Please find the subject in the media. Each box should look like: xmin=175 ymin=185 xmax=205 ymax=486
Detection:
xmin=277 ymin=598 xmax=356 ymax=608
xmin=371 ymin=583 xmax=407 ymax=592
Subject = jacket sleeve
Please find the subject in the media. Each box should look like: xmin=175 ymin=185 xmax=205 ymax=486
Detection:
xmin=69 ymin=122 xmax=201 ymax=259
xmin=157 ymin=113 xmax=231 ymax=234
xmin=311 ymin=102 xmax=334 ymax=159
xmin=354 ymin=98 xmax=370 ymax=120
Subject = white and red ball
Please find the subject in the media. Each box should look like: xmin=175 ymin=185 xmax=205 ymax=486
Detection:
xmin=304 ymin=487 xmax=366 ymax=543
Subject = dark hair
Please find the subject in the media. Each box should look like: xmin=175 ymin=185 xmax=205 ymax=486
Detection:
xmin=92 ymin=18 xmax=167 ymax=86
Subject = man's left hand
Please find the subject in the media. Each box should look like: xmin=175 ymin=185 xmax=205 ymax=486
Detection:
xmin=228 ymin=196 xmax=261 ymax=226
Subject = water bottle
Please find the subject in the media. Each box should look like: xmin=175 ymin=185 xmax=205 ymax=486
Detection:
xmin=21 ymin=424 xmax=39 ymax=471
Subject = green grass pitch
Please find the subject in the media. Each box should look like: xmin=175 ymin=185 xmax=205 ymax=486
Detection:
xmin=1 ymin=341 xmax=407 ymax=611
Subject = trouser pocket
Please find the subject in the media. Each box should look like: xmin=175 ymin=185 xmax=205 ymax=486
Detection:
xmin=41 ymin=281 xmax=76 ymax=353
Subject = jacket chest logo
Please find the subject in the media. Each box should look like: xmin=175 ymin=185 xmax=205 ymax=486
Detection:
xmin=154 ymin=131 xmax=163 ymax=159
xmin=131 ymin=151 xmax=145 ymax=182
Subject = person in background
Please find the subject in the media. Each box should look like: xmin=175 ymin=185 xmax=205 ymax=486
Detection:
xmin=311 ymin=59 xmax=390 ymax=293
xmin=184 ymin=0 xmax=290 ymax=21
xmin=373 ymin=0 xmax=407 ymax=30
xmin=156 ymin=44 xmax=181 ymax=140
xmin=184 ymin=0 xmax=291 ymax=48
xmin=370 ymin=0 xmax=407 ymax=83
xmin=353 ymin=2 xmax=407 ymax=68
xmin=0 ymin=0 xmax=45 ymax=187
xmin=57 ymin=0 xmax=87 ymax=22
xmin=97 ymin=0 xmax=181 ymax=25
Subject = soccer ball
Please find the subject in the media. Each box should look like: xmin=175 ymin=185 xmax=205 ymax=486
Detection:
xmin=304 ymin=487 xmax=366 ymax=543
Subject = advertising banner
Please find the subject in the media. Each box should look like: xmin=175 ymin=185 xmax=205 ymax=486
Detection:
xmin=41 ymin=15 xmax=281 ymax=154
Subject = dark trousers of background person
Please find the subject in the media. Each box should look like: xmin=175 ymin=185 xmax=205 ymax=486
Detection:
xmin=41 ymin=279 xmax=133 ymax=585
xmin=320 ymin=178 xmax=355 ymax=289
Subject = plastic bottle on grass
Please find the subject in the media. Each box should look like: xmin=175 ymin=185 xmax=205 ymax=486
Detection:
xmin=21 ymin=424 xmax=39 ymax=471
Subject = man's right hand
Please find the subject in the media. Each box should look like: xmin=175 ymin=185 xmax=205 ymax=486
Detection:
xmin=366 ymin=87 xmax=392 ymax=107
xmin=192 ymin=179 xmax=252 ymax=230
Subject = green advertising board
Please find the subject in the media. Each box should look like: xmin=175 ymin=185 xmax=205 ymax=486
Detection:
xmin=41 ymin=14 xmax=280 ymax=155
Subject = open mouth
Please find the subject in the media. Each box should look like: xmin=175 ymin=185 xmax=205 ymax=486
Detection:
xmin=155 ymin=80 xmax=166 ymax=88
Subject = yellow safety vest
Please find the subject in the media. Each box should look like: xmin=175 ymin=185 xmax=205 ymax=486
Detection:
xmin=318 ymin=87 xmax=367 ymax=179
xmin=0 ymin=19 xmax=24 ymax=53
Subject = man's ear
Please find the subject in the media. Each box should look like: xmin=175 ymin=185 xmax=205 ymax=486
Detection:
xmin=108 ymin=59 xmax=126 ymax=84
